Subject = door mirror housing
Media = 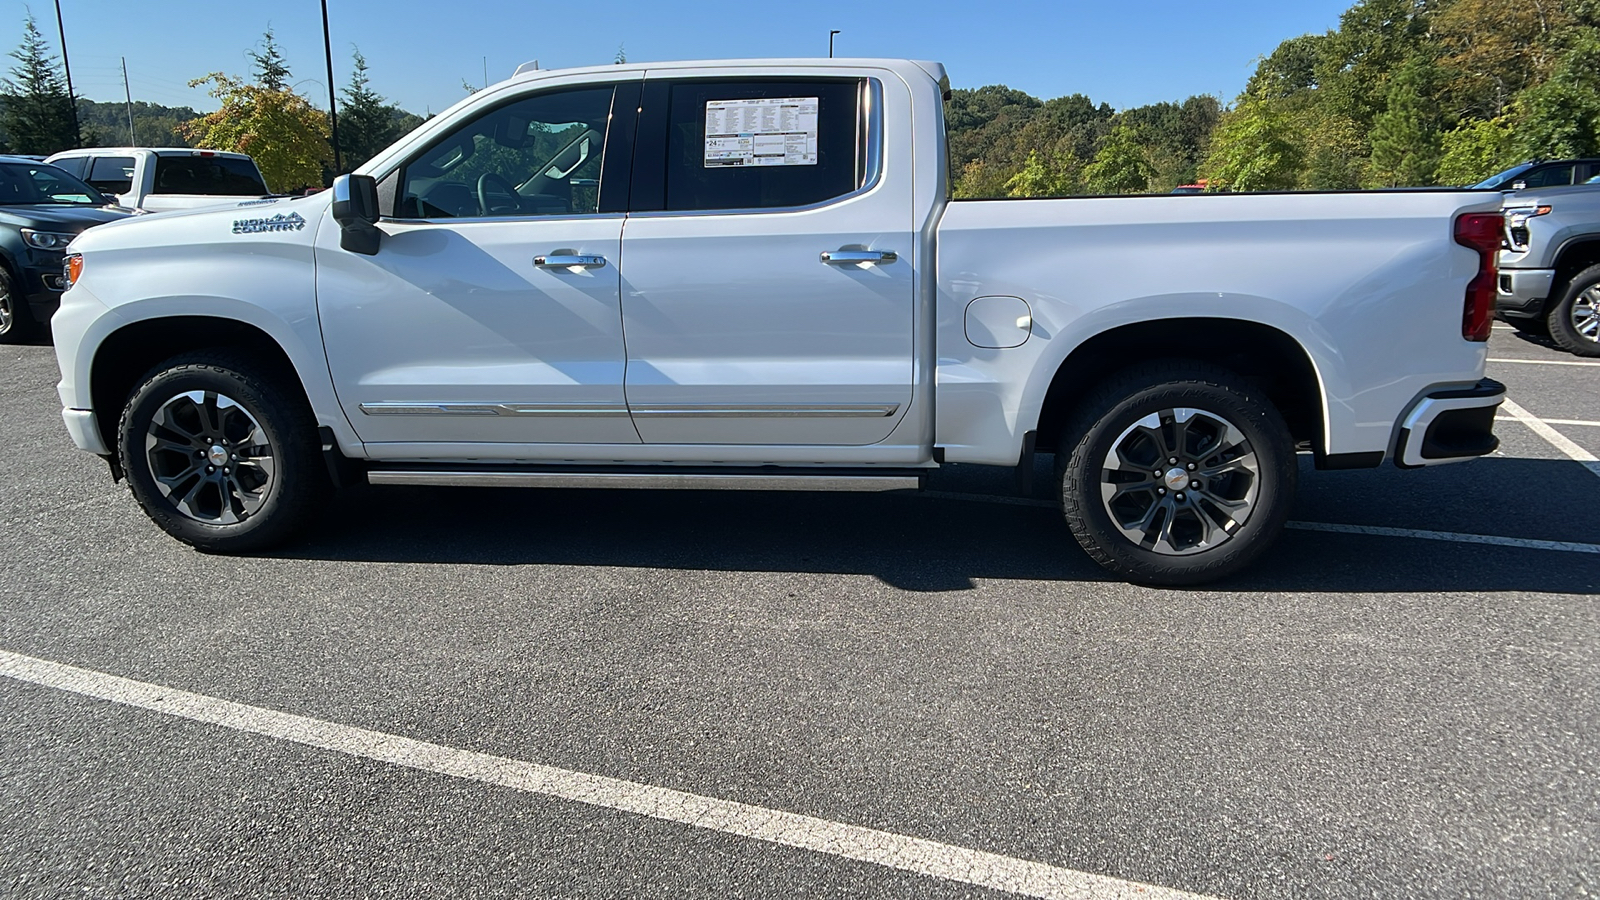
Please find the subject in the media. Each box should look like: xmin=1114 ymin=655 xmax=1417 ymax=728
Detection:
xmin=331 ymin=174 xmax=381 ymax=255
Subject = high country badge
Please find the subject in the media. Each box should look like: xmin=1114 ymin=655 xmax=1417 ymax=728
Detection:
xmin=232 ymin=212 xmax=307 ymax=234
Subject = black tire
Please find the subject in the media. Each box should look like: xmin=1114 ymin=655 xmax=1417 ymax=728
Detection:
xmin=0 ymin=267 xmax=35 ymax=344
xmin=1547 ymin=264 xmax=1600 ymax=357
xmin=118 ymin=350 xmax=330 ymax=551
xmin=1057 ymin=361 xmax=1297 ymax=586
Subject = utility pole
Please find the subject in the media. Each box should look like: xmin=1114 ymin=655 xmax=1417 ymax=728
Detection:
xmin=53 ymin=0 xmax=80 ymax=147
xmin=829 ymin=30 xmax=840 ymax=58
xmin=120 ymin=57 xmax=137 ymax=145
xmin=320 ymin=0 xmax=342 ymax=174
xmin=483 ymin=56 xmax=488 ymax=90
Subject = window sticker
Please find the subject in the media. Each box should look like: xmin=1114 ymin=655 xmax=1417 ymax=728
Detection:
xmin=704 ymin=97 xmax=819 ymax=167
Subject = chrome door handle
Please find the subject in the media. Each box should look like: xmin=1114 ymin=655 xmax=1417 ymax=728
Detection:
xmin=534 ymin=254 xmax=607 ymax=268
xmin=820 ymin=249 xmax=897 ymax=264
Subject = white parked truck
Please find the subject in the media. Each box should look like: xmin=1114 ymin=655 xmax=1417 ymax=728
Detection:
xmin=43 ymin=147 xmax=271 ymax=213
xmin=51 ymin=59 xmax=1508 ymax=584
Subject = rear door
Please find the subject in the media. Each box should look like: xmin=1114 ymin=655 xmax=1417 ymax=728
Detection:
xmin=618 ymin=72 xmax=914 ymax=445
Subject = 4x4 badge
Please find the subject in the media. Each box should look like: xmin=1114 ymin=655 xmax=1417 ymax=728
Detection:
xmin=232 ymin=212 xmax=306 ymax=234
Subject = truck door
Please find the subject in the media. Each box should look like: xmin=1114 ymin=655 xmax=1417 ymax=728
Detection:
xmin=618 ymin=74 xmax=915 ymax=445
xmin=315 ymin=79 xmax=642 ymax=449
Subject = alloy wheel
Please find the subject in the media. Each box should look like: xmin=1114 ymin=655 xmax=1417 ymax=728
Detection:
xmin=1098 ymin=407 xmax=1261 ymax=555
xmin=144 ymin=390 xmax=277 ymax=524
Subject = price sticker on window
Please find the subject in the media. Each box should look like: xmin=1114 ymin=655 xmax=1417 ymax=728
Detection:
xmin=704 ymin=97 xmax=819 ymax=167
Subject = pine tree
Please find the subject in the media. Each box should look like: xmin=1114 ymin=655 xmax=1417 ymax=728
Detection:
xmin=0 ymin=13 xmax=78 ymax=154
xmin=339 ymin=48 xmax=398 ymax=169
xmin=1367 ymin=53 xmax=1444 ymax=187
xmin=250 ymin=26 xmax=291 ymax=90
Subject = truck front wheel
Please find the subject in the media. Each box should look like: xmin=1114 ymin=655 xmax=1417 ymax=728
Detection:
xmin=117 ymin=351 xmax=330 ymax=552
xmin=1058 ymin=362 xmax=1297 ymax=586
xmin=1547 ymin=264 xmax=1600 ymax=357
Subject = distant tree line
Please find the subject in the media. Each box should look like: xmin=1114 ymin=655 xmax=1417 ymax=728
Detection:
xmin=952 ymin=0 xmax=1600 ymax=195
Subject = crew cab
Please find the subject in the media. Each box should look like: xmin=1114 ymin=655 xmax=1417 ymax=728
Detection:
xmin=1497 ymin=183 xmax=1600 ymax=355
xmin=50 ymin=59 xmax=1508 ymax=585
xmin=44 ymin=148 xmax=271 ymax=213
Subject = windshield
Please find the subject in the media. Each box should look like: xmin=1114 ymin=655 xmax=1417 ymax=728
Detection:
xmin=1471 ymin=162 xmax=1535 ymax=189
xmin=0 ymin=162 xmax=106 ymax=205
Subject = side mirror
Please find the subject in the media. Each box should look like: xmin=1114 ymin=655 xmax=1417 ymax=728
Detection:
xmin=331 ymin=174 xmax=381 ymax=255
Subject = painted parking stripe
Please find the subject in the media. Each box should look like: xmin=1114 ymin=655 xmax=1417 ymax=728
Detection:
xmin=1500 ymin=397 xmax=1600 ymax=481
xmin=1488 ymin=357 xmax=1600 ymax=367
xmin=1285 ymin=521 xmax=1600 ymax=554
xmin=1498 ymin=416 xmax=1600 ymax=427
xmin=0 ymin=649 xmax=1218 ymax=900
xmin=914 ymin=492 xmax=1600 ymax=553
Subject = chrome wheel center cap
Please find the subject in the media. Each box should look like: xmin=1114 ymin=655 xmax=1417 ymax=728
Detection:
xmin=207 ymin=444 xmax=229 ymax=467
xmin=1163 ymin=467 xmax=1189 ymax=491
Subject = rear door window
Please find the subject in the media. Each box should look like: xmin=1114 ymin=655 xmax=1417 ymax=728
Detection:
xmin=638 ymin=78 xmax=865 ymax=213
xmin=152 ymin=156 xmax=269 ymax=195
xmin=87 ymin=156 xmax=135 ymax=195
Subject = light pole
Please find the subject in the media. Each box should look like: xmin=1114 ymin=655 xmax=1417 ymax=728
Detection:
xmin=829 ymin=30 xmax=840 ymax=58
xmin=320 ymin=0 xmax=342 ymax=175
xmin=53 ymin=0 xmax=80 ymax=147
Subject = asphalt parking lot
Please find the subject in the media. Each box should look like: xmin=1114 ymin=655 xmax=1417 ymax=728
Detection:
xmin=2 ymin=325 xmax=1596 ymax=900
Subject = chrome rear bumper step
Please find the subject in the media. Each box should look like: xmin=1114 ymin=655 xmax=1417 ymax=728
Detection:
xmin=365 ymin=467 xmax=925 ymax=492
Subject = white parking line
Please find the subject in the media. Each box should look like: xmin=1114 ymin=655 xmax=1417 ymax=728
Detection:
xmin=914 ymin=492 xmax=1600 ymax=553
xmin=0 ymin=649 xmax=1218 ymax=900
xmin=1488 ymin=357 xmax=1600 ymax=367
xmin=1498 ymin=416 xmax=1600 ymax=427
xmin=1285 ymin=521 xmax=1600 ymax=554
xmin=1500 ymin=397 xmax=1600 ymax=481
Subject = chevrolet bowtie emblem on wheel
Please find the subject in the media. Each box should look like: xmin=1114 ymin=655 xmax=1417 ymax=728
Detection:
xmin=232 ymin=212 xmax=306 ymax=235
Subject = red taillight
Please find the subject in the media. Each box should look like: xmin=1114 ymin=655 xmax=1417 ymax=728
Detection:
xmin=1454 ymin=213 xmax=1501 ymax=342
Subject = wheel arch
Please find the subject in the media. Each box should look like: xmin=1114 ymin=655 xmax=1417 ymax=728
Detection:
xmin=1032 ymin=317 xmax=1327 ymax=460
xmin=1551 ymin=237 xmax=1600 ymax=302
xmin=88 ymin=315 xmax=312 ymax=453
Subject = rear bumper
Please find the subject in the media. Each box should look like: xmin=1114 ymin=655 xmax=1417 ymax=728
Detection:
xmin=1496 ymin=268 xmax=1556 ymax=318
xmin=1395 ymin=378 xmax=1504 ymax=468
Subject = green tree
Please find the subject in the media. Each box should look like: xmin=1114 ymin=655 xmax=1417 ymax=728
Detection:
xmin=1003 ymin=149 xmax=1084 ymax=197
xmin=1514 ymin=27 xmax=1600 ymax=158
xmin=339 ymin=48 xmax=399 ymax=169
xmin=1367 ymin=53 xmax=1444 ymax=187
xmin=1437 ymin=116 xmax=1518 ymax=184
xmin=250 ymin=27 xmax=291 ymax=90
xmin=180 ymin=73 xmax=330 ymax=192
xmin=0 ymin=14 xmax=77 ymax=155
xmin=1082 ymin=123 xmax=1153 ymax=194
xmin=1200 ymin=98 xmax=1303 ymax=191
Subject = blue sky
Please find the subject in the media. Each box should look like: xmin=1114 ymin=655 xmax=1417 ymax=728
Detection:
xmin=10 ymin=0 xmax=1353 ymax=115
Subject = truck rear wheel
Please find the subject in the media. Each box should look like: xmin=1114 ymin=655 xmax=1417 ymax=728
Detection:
xmin=1058 ymin=362 xmax=1297 ymax=586
xmin=1547 ymin=264 xmax=1600 ymax=357
xmin=117 ymin=351 xmax=329 ymax=552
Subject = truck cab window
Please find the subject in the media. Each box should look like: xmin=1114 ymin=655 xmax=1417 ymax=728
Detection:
xmin=87 ymin=156 xmax=135 ymax=195
xmin=396 ymin=86 xmax=616 ymax=219
xmin=659 ymin=79 xmax=864 ymax=212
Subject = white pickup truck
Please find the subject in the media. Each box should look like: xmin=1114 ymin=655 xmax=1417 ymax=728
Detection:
xmin=50 ymin=58 xmax=1508 ymax=585
xmin=43 ymin=147 xmax=271 ymax=213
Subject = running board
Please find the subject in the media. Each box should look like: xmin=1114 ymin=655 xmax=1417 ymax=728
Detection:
xmin=365 ymin=466 xmax=925 ymax=493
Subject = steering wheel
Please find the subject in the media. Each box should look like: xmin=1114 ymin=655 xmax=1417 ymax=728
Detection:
xmin=476 ymin=172 xmax=522 ymax=216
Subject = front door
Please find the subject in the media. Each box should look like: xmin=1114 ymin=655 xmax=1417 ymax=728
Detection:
xmin=316 ymin=80 xmax=640 ymax=448
xmin=618 ymin=75 xmax=915 ymax=446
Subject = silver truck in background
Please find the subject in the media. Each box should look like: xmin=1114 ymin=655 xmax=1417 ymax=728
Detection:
xmin=42 ymin=148 xmax=272 ymax=213
xmin=1498 ymin=183 xmax=1600 ymax=356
